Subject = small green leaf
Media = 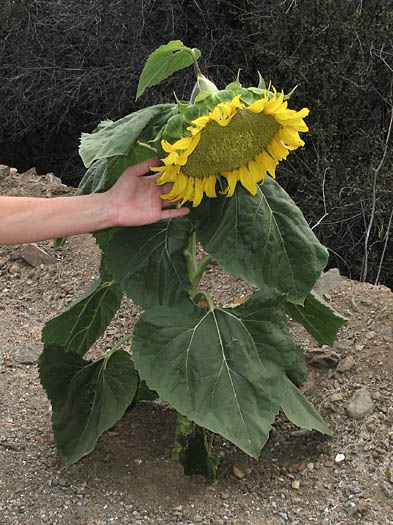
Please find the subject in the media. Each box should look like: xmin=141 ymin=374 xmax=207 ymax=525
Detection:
xmin=134 ymin=379 xmax=158 ymax=402
xmin=136 ymin=41 xmax=201 ymax=100
xmin=102 ymin=217 xmax=194 ymax=310
xmin=281 ymin=376 xmax=333 ymax=436
xmin=39 ymin=344 xmax=138 ymax=466
xmin=132 ymin=288 xmax=297 ymax=458
xmin=175 ymin=415 xmax=220 ymax=482
xmin=42 ymin=279 xmax=122 ymax=356
xmin=79 ymin=104 xmax=176 ymax=168
xmin=286 ymin=290 xmax=348 ymax=346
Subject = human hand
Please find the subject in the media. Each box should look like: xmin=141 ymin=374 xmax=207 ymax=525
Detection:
xmin=105 ymin=158 xmax=190 ymax=227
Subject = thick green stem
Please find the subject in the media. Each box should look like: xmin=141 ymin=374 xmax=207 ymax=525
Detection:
xmin=190 ymin=48 xmax=202 ymax=79
xmin=104 ymin=333 xmax=133 ymax=364
xmin=184 ymin=233 xmax=213 ymax=301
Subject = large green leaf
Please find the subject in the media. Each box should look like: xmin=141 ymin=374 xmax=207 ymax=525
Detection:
xmin=281 ymin=376 xmax=333 ymax=435
xmin=76 ymin=143 xmax=157 ymax=196
xmin=42 ymin=278 xmax=122 ymax=356
xmin=132 ymin=288 xmax=297 ymax=458
xmin=79 ymin=104 xmax=176 ymax=168
xmin=286 ymin=290 xmax=348 ymax=346
xmin=136 ymin=41 xmax=201 ymax=100
xmin=196 ymin=179 xmax=328 ymax=304
xmin=39 ymin=344 xmax=138 ymax=466
xmin=102 ymin=218 xmax=194 ymax=310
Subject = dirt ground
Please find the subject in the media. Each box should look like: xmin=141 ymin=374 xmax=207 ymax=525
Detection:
xmin=0 ymin=167 xmax=392 ymax=525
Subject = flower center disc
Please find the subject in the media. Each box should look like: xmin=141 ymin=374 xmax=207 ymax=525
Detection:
xmin=182 ymin=110 xmax=280 ymax=179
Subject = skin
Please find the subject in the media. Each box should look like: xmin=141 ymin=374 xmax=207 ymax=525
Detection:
xmin=0 ymin=158 xmax=190 ymax=246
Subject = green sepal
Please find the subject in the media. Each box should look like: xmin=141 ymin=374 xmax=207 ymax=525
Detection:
xmin=225 ymin=69 xmax=242 ymax=90
xmin=257 ymin=71 xmax=266 ymax=90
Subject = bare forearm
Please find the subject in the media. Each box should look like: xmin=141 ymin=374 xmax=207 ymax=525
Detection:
xmin=0 ymin=194 xmax=113 ymax=245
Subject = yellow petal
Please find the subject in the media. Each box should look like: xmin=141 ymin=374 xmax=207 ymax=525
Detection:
xmin=239 ymin=165 xmax=257 ymax=195
xmin=222 ymin=170 xmax=238 ymax=197
xmin=248 ymin=159 xmax=266 ymax=184
xmin=268 ymin=136 xmax=290 ymax=161
xmin=258 ymin=150 xmax=278 ymax=178
xmin=230 ymin=94 xmax=244 ymax=109
xmin=278 ymin=127 xmax=305 ymax=148
xmin=204 ymin=175 xmax=217 ymax=198
xmin=180 ymin=177 xmax=195 ymax=205
xmin=247 ymin=94 xmax=268 ymax=114
xmin=264 ymin=90 xmax=285 ymax=114
xmin=192 ymin=178 xmax=204 ymax=207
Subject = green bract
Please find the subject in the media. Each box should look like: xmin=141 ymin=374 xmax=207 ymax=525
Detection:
xmin=39 ymin=41 xmax=346 ymax=478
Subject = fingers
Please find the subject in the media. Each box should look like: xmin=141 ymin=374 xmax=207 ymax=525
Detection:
xmin=160 ymin=207 xmax=190 ymax=220
xmin=127 ymin=157 xmax=160 ymax=178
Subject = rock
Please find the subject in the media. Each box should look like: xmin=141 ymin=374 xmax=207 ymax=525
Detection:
xmin=330 ymin=393 xmax=343 ymax=402
xmin=233 ymin=466 xmax=245 ymax=479
xmin=381 ymin=481 xmax=393 ymax=498
xmin=347 ymin=388 xmax=374 ymax=419
xmin=0 ymin=165 xmax=10 ymax=177
xmin=365 ymin=330 xmax=376 ymax=340
xmin=387 ymin=464 xmax=393 ymax=484
xmin=13 ymin=346 xmax=42 ymax=365
xmin=335 ymin=453 xmax=345 ymax=463
xmin=308 ymin=348 xmax=341 ymax=368
xmin=314 ymin=268 xmax=342 ymax=296
xmin=336 ymin=355 xmax=355 ymax=372
xmin=291 ymin=480 xmax=300 ymax=490
xmin=21 ymin=244 xmax=57 ymax=267
xmin=9 ymin=263 xmax=21 ymax=275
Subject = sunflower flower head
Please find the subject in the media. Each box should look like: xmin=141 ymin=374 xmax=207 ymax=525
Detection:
xmin=153 ymin=85 xmax=309 ymax=207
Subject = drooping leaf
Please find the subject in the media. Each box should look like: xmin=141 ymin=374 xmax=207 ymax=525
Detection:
xmin=136 ymin=41 xmax=201 ymax=100
xmin=132 ymin=288 xmax=297 ymax=458
xmin=101 ymin=218 xmax=194 ymax=310
xmin=39 ymin=344 xmax=138 ymax=466
xmin=79 ymin=104 xmax=177 ymax=168
xmin=76 ymin=143 xmax=157 ymax=197
xmin=286 ymin=290 xmax=348 ymax=346
xmin=196 ymin=179 xmax=328 ymax=304
xmin=42 ymin=278 xmax=122 ymax=356
xmin=281 ymin=376 xmax=333 ymax=436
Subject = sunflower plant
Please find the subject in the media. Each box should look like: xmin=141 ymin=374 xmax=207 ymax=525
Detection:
xmin=39 ymin=41 xmax=346 ymax=480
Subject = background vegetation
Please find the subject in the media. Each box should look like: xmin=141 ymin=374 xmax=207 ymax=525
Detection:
xmin=1 ymin=0 xmax=392 ymax=289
